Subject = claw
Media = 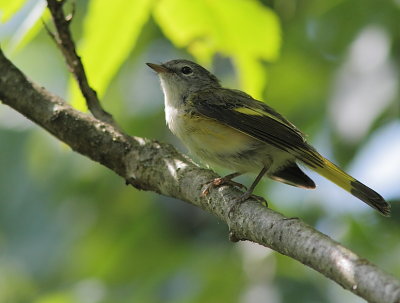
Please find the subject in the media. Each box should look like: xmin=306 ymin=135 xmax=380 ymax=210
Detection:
xmin=212 ymin=177 xmax=246 ymax=189
xmin=201 ymin=170 xmax=268 ymax=218
xmin=228 ymin=193 xmax=268 ymax=218
xmin=201 ymin=173 xmax=245 ymax=197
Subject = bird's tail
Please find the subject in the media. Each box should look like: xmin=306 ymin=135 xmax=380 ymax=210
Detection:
xmin=307 ymin=155 xmax=390 ymax=216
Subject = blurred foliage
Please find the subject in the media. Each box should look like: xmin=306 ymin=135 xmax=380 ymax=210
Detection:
xmin=0 ymin=0 xmax=49 ymax=52
xmin=153 ymin=0 xmax=280 ymax=98
xmin=0 ymin=0 xmax=399 ymax=303
xmin=0 ymin=0 xmax=25 ymax=22
xmin=70 ymin=0 xmax=153 ymax=110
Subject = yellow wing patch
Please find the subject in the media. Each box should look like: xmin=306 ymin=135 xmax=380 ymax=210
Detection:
xmin=234 ymin=107 xmax=265 ymax=116
xmin=233 ymin=107 xmax=295 ymax=129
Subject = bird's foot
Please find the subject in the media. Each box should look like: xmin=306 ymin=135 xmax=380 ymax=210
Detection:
xmin=228 ymin=191 xmax=268 ymax=217
xmin=201 ymin=175 xmax=246 ymax=197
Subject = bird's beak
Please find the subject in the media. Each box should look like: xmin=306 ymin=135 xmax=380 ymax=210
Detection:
xmin=146 ymin=63 xmax=170 ymax=73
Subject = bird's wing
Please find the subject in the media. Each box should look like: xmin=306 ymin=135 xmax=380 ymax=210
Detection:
xmin=189 ymin=88 xmax=323 ymax=168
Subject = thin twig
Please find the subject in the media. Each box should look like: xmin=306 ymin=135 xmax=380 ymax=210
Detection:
xmin=45 ymin=0 xmax=118 ymax=128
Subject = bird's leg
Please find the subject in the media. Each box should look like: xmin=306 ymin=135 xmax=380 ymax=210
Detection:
xmin=234 ymin=166 xmax=268 ymax=206
xmin=201 ymin=172 xmax=245 ymax=197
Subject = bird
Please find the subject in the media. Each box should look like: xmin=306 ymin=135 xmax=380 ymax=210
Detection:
xmin=146 ymin=59 xmax=390 ymax=216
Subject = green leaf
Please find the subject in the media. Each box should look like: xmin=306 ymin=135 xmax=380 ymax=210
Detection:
xmin=234 ymin=56 xmax=268 ymax=100
xmin=0 ymin=0 xmax=26 ymax=22
xmin=7 ymin=4 xmax=49 ymax=53
xmin=153 ymin=0 xmax=281 ymax=98
xmin=69 ymin=0 xmax=153 ymax=110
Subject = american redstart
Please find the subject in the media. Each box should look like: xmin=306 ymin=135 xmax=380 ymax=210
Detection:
xmin=147 ymin=59 xmax=390 ymax=216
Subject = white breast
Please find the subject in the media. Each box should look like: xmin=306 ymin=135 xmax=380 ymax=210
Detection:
xmin=164 ymin=104 xmax=185 ymax=137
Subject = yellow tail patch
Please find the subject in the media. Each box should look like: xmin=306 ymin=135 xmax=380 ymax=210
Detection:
xmin=311 ymin=157 xmax=355 ymax=193
xmin=308 ymin=156 xmax=390 ymax=216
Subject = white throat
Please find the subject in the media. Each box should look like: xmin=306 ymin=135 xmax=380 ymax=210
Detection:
xmin=159 ymin=77 xmax=185 ymax=136
xmin=160 ymin=77 xmax=182 ymax=108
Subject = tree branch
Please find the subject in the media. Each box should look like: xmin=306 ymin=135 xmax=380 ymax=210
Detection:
xmin=45 ymin=0 xmax=117 ymax=127
xmin=0 ymin=49 xmax=399 ymax=303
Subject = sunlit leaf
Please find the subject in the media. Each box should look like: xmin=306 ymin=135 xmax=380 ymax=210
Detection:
xmin=153 ymin=0 xmax=281 ymax=98
xmin=209 ymin=0 xmax=280 ymax=60
xmin=8 ymin=4 xmax=49 ymax=53
xmin=234 ymin=56 xmax=268 ymax=100
xmin=0 ymin=0 xmax=26 ymax=22
xmin=70 ymin=0 xmax=153 ymax=110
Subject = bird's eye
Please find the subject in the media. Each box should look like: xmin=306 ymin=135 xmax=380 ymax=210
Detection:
xmin=181 ymin=66 xmax=193 ymax=75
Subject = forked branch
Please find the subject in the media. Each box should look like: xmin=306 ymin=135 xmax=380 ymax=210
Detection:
xmin=45 ymin=0 xmax=117 ymax=127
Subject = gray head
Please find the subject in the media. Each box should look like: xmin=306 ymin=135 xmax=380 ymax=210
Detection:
xmin=146 ymin=60 xmax=221 ymax=98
